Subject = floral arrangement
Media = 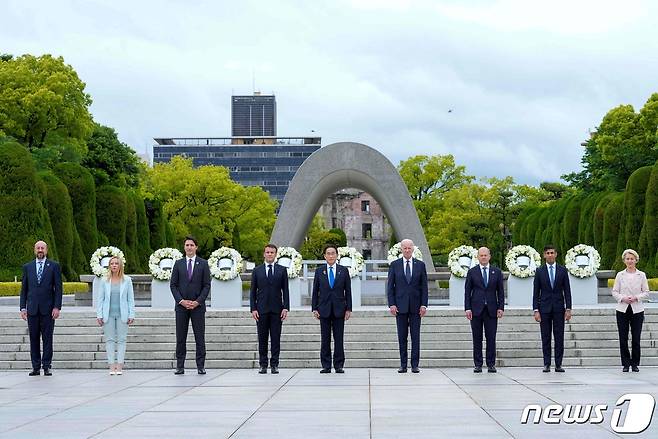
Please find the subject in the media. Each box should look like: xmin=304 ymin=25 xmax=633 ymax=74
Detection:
xmin=275 ymin=247 xmax=303 ymax=279
xmin=505 ymin=245 xmax=541 ymax=278
xmin=565 ymin=244 xmax=601 ymax=278
xmin=90 ymin=246 xmax=126 ymax=278
xmin=448 ymin=245 xmax=478 ymax=278
xmin=208 ymin=247 xmax=243 ymax=281
xmin=337 ymin=246 xmax=366 ymax=278
xmin=148 ymin=248 xmax=183 ymax=281
xmin=387 ymin=242 xmax=423 ymax=264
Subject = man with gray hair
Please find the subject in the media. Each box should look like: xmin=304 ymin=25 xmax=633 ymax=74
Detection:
xmin=387 ymin=239 xmax=428 ymax=373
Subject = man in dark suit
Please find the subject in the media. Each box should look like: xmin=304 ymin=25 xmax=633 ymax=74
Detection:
xmin=170 ymin=236 xmax=211 ymax=375
xmin=465 ymin=247 xmax=505 ymax=373
xmin=533 ymin=244 xmax=572 ymax=372
xmin=387 ymin=238 xmax=428 ymax=373
xmin=312 ymin=244 xmax=352 ymax=373
xmin=250 ymin=244 xmax=290 ymax=374
xmin=20 ymin=241 xmax=62 ymax=376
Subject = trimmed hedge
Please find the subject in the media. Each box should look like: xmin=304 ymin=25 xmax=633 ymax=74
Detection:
xmin=608 ymin=278 xmax=658 ymax=291
xmin=562 ymin=196 xmax=582 ymax=255
xmin=638 ymin=161 xmax=658 ymax=275
xmin=96 ymin=185 xmax=127 ymax=252
xmin=0 ymin=141 xmax=56 ymax=281
xmin=0 ymin=282 xmax=88 ymax=296
xmin=145 ymin=198 xmax=167 ymax=250
xmin=124 ymin=191 xmax=139 ymax=272
xmin=601 ymin=193 xmax=625 ymax=269
xmin=616 ymin=166 xmax=652 ymax=271
xmin=132 ymin=193 xmax=152 ymax=271
xmin=578 ymin=193 xmax=604 ymax=245
xmin=593 ymin=193 xmax=615 ymax=250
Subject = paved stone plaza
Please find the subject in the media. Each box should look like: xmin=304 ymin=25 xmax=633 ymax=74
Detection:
xmin=0 ymin=367 xmax=656 ymax=438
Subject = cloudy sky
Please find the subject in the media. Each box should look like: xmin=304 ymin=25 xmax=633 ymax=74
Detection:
xmin=4 ymin=0 xmax=657 ymax=185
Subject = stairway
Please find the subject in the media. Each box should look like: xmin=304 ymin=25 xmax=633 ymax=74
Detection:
xmin=1 ymin=308 xmax=657 ymax=370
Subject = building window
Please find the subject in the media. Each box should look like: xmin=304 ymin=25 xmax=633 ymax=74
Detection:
xmin=361 ymin=200 xmax=370 ymax=213
xmin=362 ymin=223 xmax=372 ymax=239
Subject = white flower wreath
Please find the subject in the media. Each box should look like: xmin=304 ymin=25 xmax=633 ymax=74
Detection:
xmin=275 ymin=247 xmax=303 ymax=279
xmin=387 ymin=242 xmax=423 ymax=264
xmin=565 ymin=244 xmax=601 ymax=278
xmin=148 ymin=248 xmax=183 ymax=281
xmin=448 ymin=245 xmax=478 ymax=278
xmin=208 ymin=247 xmax=243 ymax=281
xmin=337 ymin=246 xmax=366 ymax=278
xmin=505 ymin=245 xmax=541 ymax=278
xmin=90 ymin=246 xmax=126 ymax=278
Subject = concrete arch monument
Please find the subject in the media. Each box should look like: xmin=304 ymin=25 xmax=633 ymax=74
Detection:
xmin=271 ymin=141 xmax=434 ymax=272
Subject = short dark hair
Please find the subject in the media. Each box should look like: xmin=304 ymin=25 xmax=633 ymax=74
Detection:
xmin=543 ymin=244 xmax=556 ymax=252
xmin=264 ymin=243 xmax=278 ymax=252
xmin=184 ymin=235 xmax=198 ymax=246
xmin=323 ymin=244 xmax=339 ymax=255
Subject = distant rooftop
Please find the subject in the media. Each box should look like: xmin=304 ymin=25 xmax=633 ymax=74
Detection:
xmin=154 ymin=136 xmax=321 ymax=147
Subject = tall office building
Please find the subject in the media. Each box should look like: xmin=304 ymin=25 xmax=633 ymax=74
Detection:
xmin=232 ymin=93 xmax=277 ymax=137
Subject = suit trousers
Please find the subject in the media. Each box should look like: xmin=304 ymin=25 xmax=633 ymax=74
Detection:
xmin=256 ymin=312 xmax=283 ymax=367
xmin=175 ymin=307 xmax=206 ymax=369
xmin=27 ymin=314 xmax=54 ymax=370
xmin=616 ymin=306 xmax=644 ymax=367
xmin=395 ymin=312 xmax=421 ymax=368
xmin=470 ymin=308 xmax=497 ymax=368
xmin=320 ymin=315 xmax=345 ymax=369
xmin=104 ymin=316 xmax=129 ymax=364
xmin=539 ymin=310 xmax=565 ymax=367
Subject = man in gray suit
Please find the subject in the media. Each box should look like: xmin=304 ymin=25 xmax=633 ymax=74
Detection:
xmin=170 ymin=236 xmax=211 ymax=375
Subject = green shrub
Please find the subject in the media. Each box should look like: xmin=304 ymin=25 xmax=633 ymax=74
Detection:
xmin=124 ymin=191 xmax=139 ymax=272
xmin=96 ymin=185 xmax=127 ymax=252
xmin=616 ymin=166 xmax=652 ymax=270
xmin=0 ymin=282 xmax=88 ymax=296
xmin=578 ymin=193 xmax=604 ymax=245
xmin=145 ymin=198 xmax=167 ymax=250
xmin=601 ymin=194 xmax=625 ymax=269
xmin=638 ymin=161 xmax=658 ymax=275
xmin=608 ymin=278 xmax=658 ymax=290
xmin=593 ymin=193 xmax=615 ymax=250
xmin=562 ymin=195 xmax=583 ymax=254
xmin=132 ymin=193 xmax=152 ymax=270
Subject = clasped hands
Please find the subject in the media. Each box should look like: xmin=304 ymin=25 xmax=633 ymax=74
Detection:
xmin=389 ymin=305 xmax=427 ymax=317
xmin=179 ymin=299 xmax=200 ymax=310
xmin=621 ymin=295 xmax=639 ymax=304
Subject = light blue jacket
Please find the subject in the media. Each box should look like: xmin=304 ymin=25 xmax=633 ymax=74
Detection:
xmin=96 ymin=276 xmax=135 ymax=323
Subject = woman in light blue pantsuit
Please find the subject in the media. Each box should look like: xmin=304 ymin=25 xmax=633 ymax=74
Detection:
xmin=96 ymin=256 xmax=135 ymax=375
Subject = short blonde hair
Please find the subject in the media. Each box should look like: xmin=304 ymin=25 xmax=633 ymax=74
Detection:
xmin=105 ymin=256 xmax=125 ymax=280
xmin=622 ymin=249 xmax=639 ymax=262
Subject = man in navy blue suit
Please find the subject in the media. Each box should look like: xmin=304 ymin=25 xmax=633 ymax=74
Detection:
xmin=312 ymin=244 xmax=352 ymax=373
xmin=20 ymin=241 xmax=63 ymax=376
xmin=387 ymin=238 xmax=428 ymax=373
xmin=465 ymin=247 xmax=505 ymax=373
xmin=533 ymin=245 xmax=572 ymax=373
xmin=250 ymin=244 xmax=289 ymax=374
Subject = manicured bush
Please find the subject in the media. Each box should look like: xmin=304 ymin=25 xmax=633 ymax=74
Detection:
xmin=96 ymin=185 xmax=127 ymax=251
xmin=562 ymin=195 xmax=583 ymax=254
xmin=615 ymin=166 xmax=652 ymax=271
xmin=145 ymin=198 xmax=167 ymax=250
xmin=132 ymin=193 xmax=152 ymax=271
xmin=601 ymin=194 xmax=625 ymax=269
xmin=0 ymin=282 xmax=88 ymax=296
xmin=123 ymin=192 xmax=139 ymax=272
xmin=533 ymin=208 xmax=552 ymax=251
xmin=638 ymin=161 xmax=658 ymax=275
xmin=578 ymin=193 xmax=605 ymax=245
xmin=593 ymin=193 xmax=615 ymax=250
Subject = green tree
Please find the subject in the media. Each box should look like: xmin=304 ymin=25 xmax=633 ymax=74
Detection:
xmin=639 ymin=162 xmax=658 ymax=275
xmin=593 ymin=193 xmax=615 ymax=251
xmin=615 ymin=166 xmax=652 ymax=270
xmin=601 ymin=194 xmax=625 ymax=269
xmin=96 ymin=185 xmax=128 ymax=254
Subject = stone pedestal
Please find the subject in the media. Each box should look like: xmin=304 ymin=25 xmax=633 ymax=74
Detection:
xmin=289 ymin=277 xmax=301 ymax=309
xmin=507 ymin=276 xmax=534 ymax=307
xmin=449 ymin=275 xmax=466 ymax=307
xmin=351 ymin=277 xmax=362 ymax=308
xmin=569 ymin=274 xmax=598 ymax=305
xmin=92 ymin=276 xmax=103 ymax=309
xmin=151 ymin=279 xmax=173 ymax=308
xmin=211 ymin=277 xmax=242 ymax=309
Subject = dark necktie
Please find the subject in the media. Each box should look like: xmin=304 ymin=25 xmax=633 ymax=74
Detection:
xmin=268 ymin=264 xmax=273 ymax=279
xmin=187 ymin=259 xmax=193 ymax=281
xmin=405 ymin=260 xmax=411 ymax=283
xmin=549 ymin=265 xmax=555 ymax=288
xmin=37 ymin=261 xmax=43 ymax=284
xmin=329 ymin=266 xmax=335 ymax=288
xmin=483 ymin=267 xmax=488 ymax=288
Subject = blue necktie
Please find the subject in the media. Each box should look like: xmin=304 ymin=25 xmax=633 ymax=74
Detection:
xmin=37 ymin=261 xmax=43 ymax=284
xmin=329 ymin=266 xmax=335 ymax=288
xmin=483 ymin=267 xmax=488 ymax=288
xmin=549 ymin=265 xmax=555 ymax=288
xmin=268 ymin=264 xmax=273 ymax=279
xmin=405 ymin=260 xmax=411 ymax=283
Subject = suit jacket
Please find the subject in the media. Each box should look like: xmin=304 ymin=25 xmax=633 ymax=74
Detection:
xmin=464 ymin=265 xmax=505 ymax=316
xmin=312 ymin=264 xmax=352 ymax=318
xmin=96 ymin=276 xmax=136 ymax=323
xmin=170 ymin=257 xmax=211 ymax=310
xmin=611 ymin=269 xmax=650 ymax=313
xmin=20 ymin=258 xmax=63 ymax=316
xmin=250 ymin=263 xmax=290 ymax=313
xmin=533 ymin=264 xmax=572 ymax=313
xmin=386 ymin=258 xmax=429 ymax=314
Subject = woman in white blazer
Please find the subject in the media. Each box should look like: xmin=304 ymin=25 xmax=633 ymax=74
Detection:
xmin=611 ymin=249 xmax=650 ymax=372
xmin=96 ymin=256 xmax=135 ymax=375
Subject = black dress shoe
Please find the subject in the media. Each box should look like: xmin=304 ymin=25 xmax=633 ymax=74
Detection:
xmin=622 ymin=366 xmax=630 ymax=372
xmin=43 ymin=368 xmax=52 ymax=376
xmin=271 ymin=367 xmax=279 ymax=374
xmin=258 ymin=366 xmax=267 ymax=374
xmin=555 ymin=366 xmax=565 ymax=373
xmin=174 ymin=368 xmax=185 ymax=375
xmin=473 ymin=366 xmax=482 ymax=373
xmin=543 ymin=365 xmax=550 ymax=373
xmin=411 ymin=367 xmax=420 ymax=373
xmin=335 ymin=368 xmax=345 ymax=374
xmin=397 ymin=367 xmax=407 ymax=373
xmin=29 ymin=369 xmax=40 ymax=376
xmin=632 ymin=365 xmax=640 ymax=372
xmin=487 ymin=366 xmax=497 ymax=373
xmin=197 ymin=368 xmax=206 ymax=375
xmin=320 ymin=368 xmax=331 ymax=374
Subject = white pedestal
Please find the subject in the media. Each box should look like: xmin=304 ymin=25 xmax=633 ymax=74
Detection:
xmin=351 ymin=277 xmax=362 ymax=308
xmin=507 ymin=276 xmax=534 ymax=307
xmin=449 ymin=275 xmax=466 ymax=307
xmin=211 ymin=277 xmax=243 ymax=309
xmin=92 ymin=276 xmax=103 ymax=309
xmin=569 ymin=274 xmax=598 ymax=305
xmin=151 ymin=279 xmax=174 ymax=308
xmin=289 ymin=277 xmax=301 ymax=309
